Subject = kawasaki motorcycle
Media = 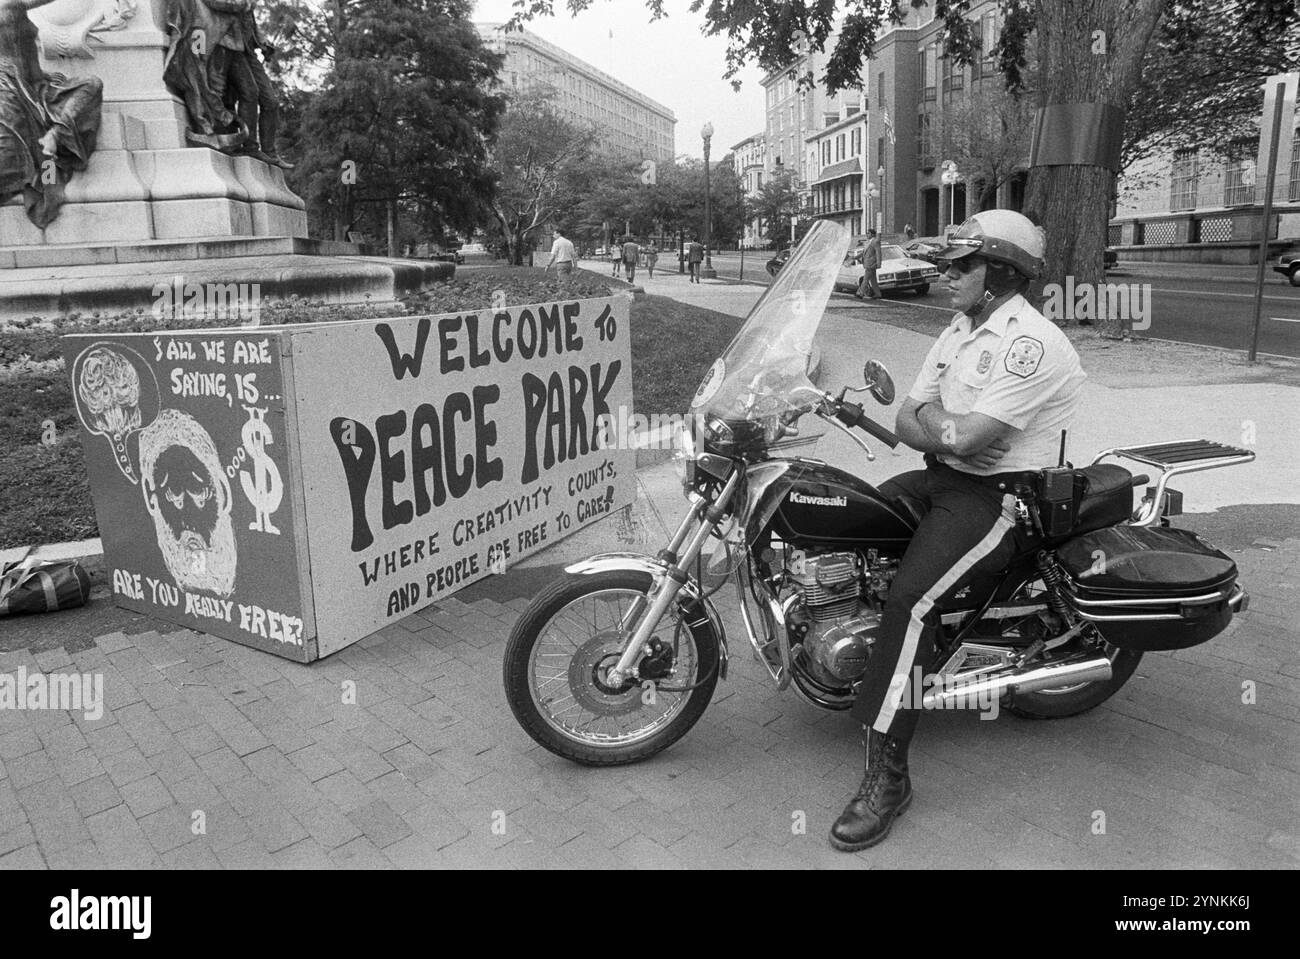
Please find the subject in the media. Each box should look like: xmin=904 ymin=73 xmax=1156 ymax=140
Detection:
xmin=503 ymin=220 xmax=1254 ymax=766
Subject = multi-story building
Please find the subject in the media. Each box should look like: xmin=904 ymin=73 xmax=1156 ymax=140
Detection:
xmin=1109 ymin=126 xmax=1300 ymax=262
xmin=476 ymin=22 xmax=676 ymax=162
xmin=756 ymin=3 xmax=1018 ymax=242
xmin=805 ymin=93 xmax=869 ymax=236
xmin=731 ymin=132 xmax=767 ymax=248
xmin=865 ymin=0 xmax=1021 ymax=237
xmin=760 ymin=39 xmax=834 ymax=194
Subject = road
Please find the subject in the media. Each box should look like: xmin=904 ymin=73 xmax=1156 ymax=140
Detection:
xmin=693 ymin=252 xmax=1300 ymax=359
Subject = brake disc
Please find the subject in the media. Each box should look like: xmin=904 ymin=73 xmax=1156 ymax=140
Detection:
xmin=566 ymin=631 xmax=644 ymax=717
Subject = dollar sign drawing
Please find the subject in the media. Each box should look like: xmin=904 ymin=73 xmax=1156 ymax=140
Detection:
xmin=239 ymin=406 xmax=283 ymax=534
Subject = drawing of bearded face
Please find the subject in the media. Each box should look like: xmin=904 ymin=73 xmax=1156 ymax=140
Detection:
xmin=139 ymin=410 xmax=237 ymax=596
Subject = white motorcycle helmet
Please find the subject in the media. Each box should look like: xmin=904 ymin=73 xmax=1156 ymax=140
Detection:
xmin=933 ymin=209 xmax=1046 ymax=280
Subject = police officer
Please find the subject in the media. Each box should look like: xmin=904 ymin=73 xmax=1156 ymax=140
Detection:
xmin=830 ymin=210 xmax=1087 ymax=851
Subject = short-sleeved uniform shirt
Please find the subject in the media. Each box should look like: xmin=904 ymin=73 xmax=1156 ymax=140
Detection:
xmin=908 ymin=293 xmax=1086 ymax=476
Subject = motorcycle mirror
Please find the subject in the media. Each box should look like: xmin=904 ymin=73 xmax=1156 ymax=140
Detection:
xmin=863 ymin=360 xmax=895 ymax=405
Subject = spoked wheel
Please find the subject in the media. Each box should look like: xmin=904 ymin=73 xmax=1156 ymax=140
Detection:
xmin=1003 ymin=579 xmax=1143 ymax=719
xmin=502 ymin=570 xmax=720 ymax=765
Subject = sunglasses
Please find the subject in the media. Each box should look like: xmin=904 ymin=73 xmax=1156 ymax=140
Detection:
xmin=941 ymin=256 xmax=984 ymax=276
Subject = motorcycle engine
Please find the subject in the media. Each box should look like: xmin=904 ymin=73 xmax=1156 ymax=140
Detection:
xmin=785 ymin=548 xmax=898 ymax=688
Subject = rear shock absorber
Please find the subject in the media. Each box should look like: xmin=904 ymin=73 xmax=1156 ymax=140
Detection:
xmin=1036 ymin=550 xmax=1075 ymax=622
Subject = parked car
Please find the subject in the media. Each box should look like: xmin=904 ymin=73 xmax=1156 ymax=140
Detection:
xmin=1273 ymin=249 xmax=1300 ymax=287
xmin=835 ymin=244 xmax=940 ymax=295
xmin=430 ymin=249 xmax=463 ymax=265
xmin=766 ymin=248 xmax=793 ymax=277
xmin=902 ymin=235 xmax=948 ymax=263
xmin=460 ymin=242 xmax=487 ymax=256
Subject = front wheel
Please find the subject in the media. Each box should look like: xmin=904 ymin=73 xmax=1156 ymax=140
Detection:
xmin=915 ymin=283 xmax=930 ymax=296
xmin=502 ymin=569 xmax=720 ymax=765
xmin=1289 ymin=265 xmax=1300 ymax=288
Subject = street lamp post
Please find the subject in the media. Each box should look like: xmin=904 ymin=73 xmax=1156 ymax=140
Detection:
xmin=877 ymin=164 xmax=886 ymax=233
xmin=701 ymin=122 xmax=717 ymax=279
xmin=941 ymin=161 xmax=960 ymax=227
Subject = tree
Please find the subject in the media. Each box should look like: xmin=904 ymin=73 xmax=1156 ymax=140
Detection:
xmin=508 ymin=0 xmax=1297 ymax=335
xmin=258 ymin=0 xmax=504 ymax=246
xmin=752 ymin=171 xmax=803 ymax=245
xmin=938 ymin=75 xmax=1036 ymax=213
xmin=1122 ymin=3 xmax=1300 ymax=172
xmin=489 ymin=92 xmax=596 ymax=264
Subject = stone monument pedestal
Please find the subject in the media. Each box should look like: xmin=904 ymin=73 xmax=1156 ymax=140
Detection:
xmin=1 ymin=0 xmax=306 ymax=247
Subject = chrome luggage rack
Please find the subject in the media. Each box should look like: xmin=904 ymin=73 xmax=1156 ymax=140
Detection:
xmin=1090 ymin=439 xmax=1256 ymax=527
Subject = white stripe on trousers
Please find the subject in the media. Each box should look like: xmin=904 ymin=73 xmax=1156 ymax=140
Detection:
xmin=872 ymin=494 xmax=1017 ymax=733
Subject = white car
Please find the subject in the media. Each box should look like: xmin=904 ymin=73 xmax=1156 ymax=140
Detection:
xmin=836 ymin=244 xmax=940 ymax=295
xmin=460 ymin=242 xmax=487 ymax=255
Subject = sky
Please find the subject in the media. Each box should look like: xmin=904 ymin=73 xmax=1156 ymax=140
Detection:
xmin=473 ymin=0 xmax=768 ymax=158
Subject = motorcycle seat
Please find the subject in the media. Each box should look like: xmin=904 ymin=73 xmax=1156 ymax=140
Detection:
xmin=1068 ymin=464 xmax=1136 ymax=538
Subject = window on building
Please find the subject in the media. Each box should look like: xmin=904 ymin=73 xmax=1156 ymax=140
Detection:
xmin=1223 ymin=136 xmax=1258 ymax=206
xmin=922 ymin=44 xmax=937 ymax=100
xmin=877 ymin=72 xmax=885 ymax=107
xmin=917 ymin=113 xmax=933 ymax=163
xmin=1170 ymin=148 xmax=1199 ymax=211
xmin=1291 ymin=125 xmax=1300 ymax=201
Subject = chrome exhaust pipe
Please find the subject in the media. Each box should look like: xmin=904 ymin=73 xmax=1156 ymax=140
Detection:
xmin=921 ymin=653 xmax=1113 ymax=709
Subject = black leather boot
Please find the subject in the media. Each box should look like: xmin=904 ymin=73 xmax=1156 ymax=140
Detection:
xmin=829 ymin=727 xmax=912 ymax=851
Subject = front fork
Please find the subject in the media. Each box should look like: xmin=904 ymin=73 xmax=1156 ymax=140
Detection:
xmin=605 ymin=470 xmax=743 ymax=687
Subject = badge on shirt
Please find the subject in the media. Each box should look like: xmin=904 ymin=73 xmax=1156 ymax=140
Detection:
xmin=976 ymin=350 xmax=993 ymax=374
xmin=1004 ymin=336 xmax=1044 ymax=378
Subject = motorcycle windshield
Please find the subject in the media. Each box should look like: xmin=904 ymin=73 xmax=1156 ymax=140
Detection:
xmin=690 ymin=220 xmax=851 ymax=421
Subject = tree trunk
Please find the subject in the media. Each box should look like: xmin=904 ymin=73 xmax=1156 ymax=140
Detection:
xmin=1024 ymin=0 xmax=1164 ymax=336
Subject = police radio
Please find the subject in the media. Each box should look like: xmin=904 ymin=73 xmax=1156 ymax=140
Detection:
xmin=1037 ymin=430 xmax=1086 ymax=538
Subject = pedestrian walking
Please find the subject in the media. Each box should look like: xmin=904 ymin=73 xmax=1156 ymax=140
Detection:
xmin=610 ymin=244 xmax=622 ymax=277
xmin=622 ymin=236 xmax=641 ymax=284
xmin=687 ymin=236 xmax=704 ymax=283
xmin=856 ymin=229 xmax=883 ymax=300
xmin=645 ymin=242 xmax=658 ymax=279
xmin=904 ymin=224 xmax=917 ymax=241
xmin=545 ymin=228 xmax=577 ymax=276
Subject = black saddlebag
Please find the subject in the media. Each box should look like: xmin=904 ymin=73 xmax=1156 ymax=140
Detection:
xmin=1055 ymin=526 xmax=1240 ymax=651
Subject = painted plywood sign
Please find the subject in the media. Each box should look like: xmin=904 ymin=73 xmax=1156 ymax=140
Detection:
xmin=290 ymin=297 xmax=635 ymax=656
xmin=64 ymin=332 xmax=313 ymax=660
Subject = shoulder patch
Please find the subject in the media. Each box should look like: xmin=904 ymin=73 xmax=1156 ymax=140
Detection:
xmin=1004 ymin=335 xmax=1044 ymax=378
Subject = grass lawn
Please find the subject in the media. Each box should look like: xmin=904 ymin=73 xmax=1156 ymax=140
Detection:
xmin=0 ymin=276 xmax=740 ymax=549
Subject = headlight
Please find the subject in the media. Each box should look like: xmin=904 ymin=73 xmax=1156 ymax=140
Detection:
xmin=672 ymin=420 xmax=698 ymax=490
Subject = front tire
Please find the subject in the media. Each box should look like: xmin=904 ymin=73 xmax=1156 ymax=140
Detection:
xmin=1289 ymin=265 xmax=1300 ymax=288
xmin=502 ymin=570 xmax=720 ymax=765
xmin=915 ymin=283 xmax=930 ymax=295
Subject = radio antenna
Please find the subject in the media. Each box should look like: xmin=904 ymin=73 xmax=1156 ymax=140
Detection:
xmin=1058 ymin=429 xmax=1067 ymax=467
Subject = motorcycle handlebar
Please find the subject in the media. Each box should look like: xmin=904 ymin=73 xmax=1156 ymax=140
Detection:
xmin=834 ymin=400 xmax=901 ymax=449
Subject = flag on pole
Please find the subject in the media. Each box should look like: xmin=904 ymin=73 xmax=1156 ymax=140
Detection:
xmin=882 ymin=108 xmax=896 ymax=145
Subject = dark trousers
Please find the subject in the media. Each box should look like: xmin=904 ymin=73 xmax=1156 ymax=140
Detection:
xmin=857 ymin=266 xmax=881 ymax=298
xmin=850 ymin=460 xmax=1035 ymax=742
xmin=209 ymin=46 xmax=278 ymax=152
xmin=688 ymin=261 xmax=700 ymax=282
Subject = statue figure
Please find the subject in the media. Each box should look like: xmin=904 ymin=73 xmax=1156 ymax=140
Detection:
xmin=162 ymin=0 xmax=291 ymax=168
xmin=162 ymin=0 xmax=245 ymax=151
xmin=0 ymin=0 xmax=103 ymax=228
xmin=204 ymin=0 xmax=291 ymax=169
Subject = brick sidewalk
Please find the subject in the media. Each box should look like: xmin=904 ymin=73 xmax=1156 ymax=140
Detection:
xmin=2 ymin=538 xmax=1298 ymax=869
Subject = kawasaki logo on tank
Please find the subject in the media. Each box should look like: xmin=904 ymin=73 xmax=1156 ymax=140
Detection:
xmin=790 ymin=492 xmax=847 ymax=507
